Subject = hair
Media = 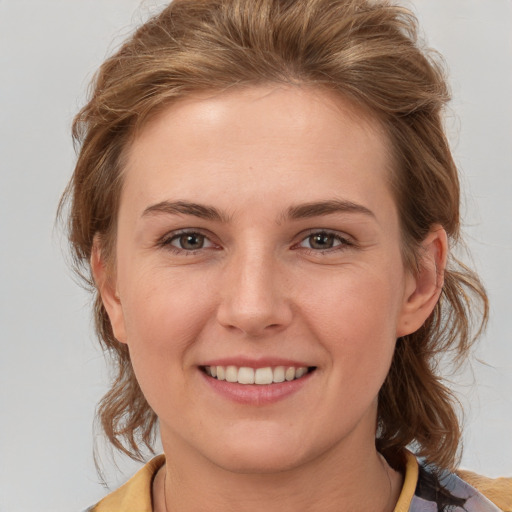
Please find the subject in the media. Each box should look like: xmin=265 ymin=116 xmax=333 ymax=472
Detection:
xmin=61 ymin=0 xmax=488 ymax=471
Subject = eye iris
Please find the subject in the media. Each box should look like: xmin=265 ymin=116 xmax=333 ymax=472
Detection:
xmin=310 ymin=233 xmax=334 ymax=249
xmin=179 ymin=233 xmax=204 ymax=250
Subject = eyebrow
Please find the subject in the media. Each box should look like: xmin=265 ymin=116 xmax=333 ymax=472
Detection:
xmin=142 ymin=199 xmax=374 ymax=223
xmin=285 ymin=199 xmax=375 ymax=220
xmin=142 ymin=200 xmax=230 ymax=222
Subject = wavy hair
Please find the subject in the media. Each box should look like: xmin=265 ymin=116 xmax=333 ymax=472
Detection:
xmin=60 ymin=0 xmax=488 ymax=470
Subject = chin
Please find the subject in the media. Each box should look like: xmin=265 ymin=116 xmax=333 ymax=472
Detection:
xmin=199 ymin=423 xmax=322 ymax=474
xmin=211 ymin=447 xmax=307 ymax=475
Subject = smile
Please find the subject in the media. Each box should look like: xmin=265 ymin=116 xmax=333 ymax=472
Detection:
xmin=202 ymin=365 xmax=315 ymax=385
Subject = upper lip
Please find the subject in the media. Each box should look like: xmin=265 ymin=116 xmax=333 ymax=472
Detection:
xmin=200 ymin=357 xmax=315 ymax=368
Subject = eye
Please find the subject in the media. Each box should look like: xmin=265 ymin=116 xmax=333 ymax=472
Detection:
xmin=304 ymin=232 xmax=338 ymax=250
xmin=160 ymin=230 xmax=216 ymax=252
xmin=173 ymin=232 xmax=207 ymax=250
xmin=297 ymin=231 xmax=352 ymax=251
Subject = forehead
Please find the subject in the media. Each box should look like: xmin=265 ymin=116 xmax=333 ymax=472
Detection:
xmin=122 ymin=85 xmax=394 ymax=217
xmin=131 ymin=85 xmax=386 ymax=154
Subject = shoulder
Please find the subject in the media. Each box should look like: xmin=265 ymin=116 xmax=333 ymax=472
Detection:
xmin=412 ymin=460 xmax=511 ymax=512
xmin=86 ymin=454 xmax=165 ymax=512
xmin=455 ymin=469 xmax=512 ymax=512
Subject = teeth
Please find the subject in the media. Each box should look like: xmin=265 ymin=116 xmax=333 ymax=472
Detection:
xmin=204 ymin=365 xmax=311 ymax=385
xmin=285 ymin=367 xmax=296 ymax=381
xmin=238 ymin=367 xmax=255 ymax=384
xmin=273 ymin=366 xmax=285 ymax=383
xmin=225 ymin=365 xmax=238 ymax=383
xmin=295 ymin=367 xmax=306 ymax=378
xmin=255 ymin=367 xmax=273 ymax=385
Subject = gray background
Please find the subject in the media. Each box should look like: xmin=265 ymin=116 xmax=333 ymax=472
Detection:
xmin=0 ymin=1 xmax=510 ymax=511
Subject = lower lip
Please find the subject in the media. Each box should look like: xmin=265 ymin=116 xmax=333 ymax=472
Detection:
xmin=200 ymin=370 xmax=314 ymax=405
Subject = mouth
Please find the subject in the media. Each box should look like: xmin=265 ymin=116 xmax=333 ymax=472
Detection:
xmin=201 ymin=365 xmax=316 ymax=385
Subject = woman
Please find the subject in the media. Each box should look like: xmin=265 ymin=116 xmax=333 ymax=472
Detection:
xmin=61 ymin=0 xmax=511 ymax=510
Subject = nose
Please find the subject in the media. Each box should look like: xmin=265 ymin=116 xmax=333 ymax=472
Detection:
xmin=216 ymin=247 xmax=293 ymax=337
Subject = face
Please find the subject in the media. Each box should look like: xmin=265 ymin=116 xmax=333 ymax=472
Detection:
xmin=96 ymin=86 xmax=440 ymax=474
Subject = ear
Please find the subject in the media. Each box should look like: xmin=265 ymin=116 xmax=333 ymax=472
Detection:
xmin=90 ymin=237 xmax=127 ymax=344
xmin=396 ymin=225 xmax=448 ymax=337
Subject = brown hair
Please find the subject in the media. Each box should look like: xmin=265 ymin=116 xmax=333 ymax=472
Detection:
xmin=61 ymin=0 xmax=488 ymax=470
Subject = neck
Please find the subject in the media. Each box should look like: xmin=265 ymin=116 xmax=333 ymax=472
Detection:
xmin=153 ymin=430 xmax=403 ymax=512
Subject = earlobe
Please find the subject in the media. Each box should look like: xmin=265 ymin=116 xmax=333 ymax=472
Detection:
xmin=90 ymin=237 xmax=127 ymax=344
xmin=396 ymin=225 xmax=448 ymax=337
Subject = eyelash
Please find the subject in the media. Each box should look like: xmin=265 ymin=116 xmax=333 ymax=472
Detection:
xmin=157 ymin=229 xmax=355 ymax=255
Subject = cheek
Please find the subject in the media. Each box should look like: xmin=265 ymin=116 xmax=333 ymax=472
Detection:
xmin=121 ymin=261 xmax=210 ymax=334
xmin=303 ymin=264 xmax=404 ymax=378
xmin=117 ymin=266 xmax=215 ymax=390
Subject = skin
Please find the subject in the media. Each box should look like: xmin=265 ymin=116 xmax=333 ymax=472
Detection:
xmin=93 ymin=85 xmax=447 ymax=512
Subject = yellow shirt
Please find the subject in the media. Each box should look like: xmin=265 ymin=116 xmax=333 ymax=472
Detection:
xmin=88 ymin=452 xmax=511 ymax=511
